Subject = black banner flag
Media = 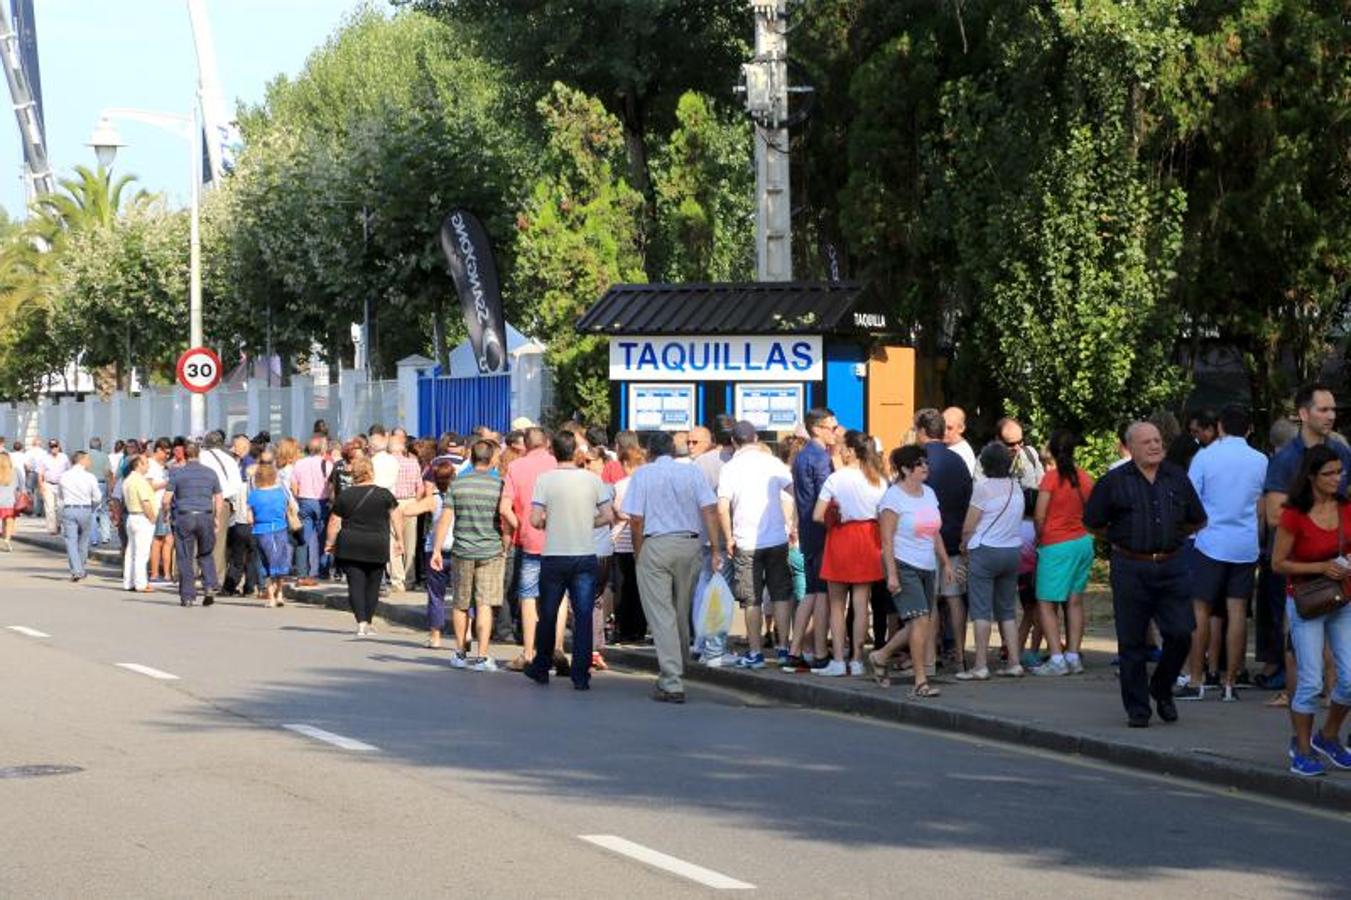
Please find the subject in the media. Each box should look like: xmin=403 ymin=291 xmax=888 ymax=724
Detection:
xmin=439 ymin=210 xmax=509 ymax=374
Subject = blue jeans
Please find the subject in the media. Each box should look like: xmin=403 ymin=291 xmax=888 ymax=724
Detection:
xmin=61 ymin=506 xmax=93 ymax=577
xmin=92 ymin=497 xmax=112 ymax=545
xmin=1287 ymin=597 xmax=1351 ymax=715
xmin=425 ymin=550 xmax=451 ymax=633
xmin=298 ymin=499 xmax=330 ymax=577
xmin=527 ymin=555 xmax=598 ymax=687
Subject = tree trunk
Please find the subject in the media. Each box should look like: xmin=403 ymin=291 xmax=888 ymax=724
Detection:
xmin=620 ymin=87 xmax=656 ymax=280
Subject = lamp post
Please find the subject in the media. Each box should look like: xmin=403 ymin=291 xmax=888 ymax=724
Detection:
xmin=88 ymin=107 xmax=205 ymax=436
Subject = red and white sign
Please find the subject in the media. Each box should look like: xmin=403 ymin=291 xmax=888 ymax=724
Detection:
xmin=176 ymin=347 xmax=222 ymax=394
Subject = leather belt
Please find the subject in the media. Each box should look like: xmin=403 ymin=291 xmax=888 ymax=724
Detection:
xmin=1112 ymin=545 xmax=1181 ymax=563
xmin=645 ymin=531 xmax=698 ymax=539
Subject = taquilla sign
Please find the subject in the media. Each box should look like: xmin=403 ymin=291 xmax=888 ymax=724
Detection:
xmin=608 ymin=335 xmax=824 ymax=382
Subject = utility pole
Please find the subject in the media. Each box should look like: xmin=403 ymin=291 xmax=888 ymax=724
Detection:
xmin=741 ymin=0 xmax=793 ymax=283
xmin=0 ymin=3 xmax=53 ymax=198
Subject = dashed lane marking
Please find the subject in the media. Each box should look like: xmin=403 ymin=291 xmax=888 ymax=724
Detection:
xmin=578 ymin=835 xmax=755 ymax=890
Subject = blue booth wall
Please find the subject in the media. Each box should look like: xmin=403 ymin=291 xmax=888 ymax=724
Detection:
xmin=824 ymin=341 xmax=866 ymax=431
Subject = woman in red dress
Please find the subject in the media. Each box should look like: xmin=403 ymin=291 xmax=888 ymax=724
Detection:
xmin=812 ymin=430 xmax=887 ymax=677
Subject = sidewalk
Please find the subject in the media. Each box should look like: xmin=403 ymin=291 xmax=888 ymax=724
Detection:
xmin=10 ymin=518 xmax=1351 ymax=812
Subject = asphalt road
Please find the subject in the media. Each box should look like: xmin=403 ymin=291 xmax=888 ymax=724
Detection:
xmin=2 ymin=540 xmax=1349 ymax=898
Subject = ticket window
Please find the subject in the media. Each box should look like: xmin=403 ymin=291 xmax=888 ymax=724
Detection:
xmin=628 ymin=383 xmax=696 ymax=432
xmin=734 ymin=383 xmax=804 ymax=435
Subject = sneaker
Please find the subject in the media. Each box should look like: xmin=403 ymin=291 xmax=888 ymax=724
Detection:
xmin=810 ymin=656 xmax=832 ymax=670
xmin=812 ymin=659 xmax=848 ymax=677
xmin=1175 ymin=685 xmax=1206 ymax=701
xmin=1311 ymin=732 xmax=1351 ymax=769
xmin=779 ymin=654 xmax=809 ymax=673
xmin=848 ymin=659 xmax=866 ymax=677
xmin=1032 ymin=658 xmax=1069 ymax=677
xmin=735 ymin=652 xmax=767 ymax=670
xmin=1289 ymin=741 xmax=1327 ymax=777
xmin=1019 ymin=650 xmax=1042 ymax=669
xmin=449 ymin=652 xmax=468 ymax=670
xmin=776 ymin=648 xmax=790 ymax=667
xmin=1175 ymin=673 xmax=1191 ymax=688
xmin=1221 ymin=685 xmax=1239 ymax=703
xmin=996 ymin=665 xmax=1025 ymax=678
xmin=954 ymin=666 xmax=991 ymax=681
xmin=1203 ymin=670 xmax=1221 ymax=688
xmin=355 ymin=623 xmax=368 ymax=637
xmin=1066 ymin=655 xmax=1085 ymax=675
xmin=470 ymin=657 xmax=498 ymax=673
xmin=703 ymin=653 xmax=730 ymax=668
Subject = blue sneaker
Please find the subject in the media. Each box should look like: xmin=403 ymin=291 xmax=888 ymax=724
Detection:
xmin=776 ymin=648 xmax=790 ymax=667
xmin=1289 ymin=739 xmax=1327 ymax=777
xmin=735 ymin=652 xmax=766 ymax=670
xmin=1311 ymin=732 xmax=1351 ymax=770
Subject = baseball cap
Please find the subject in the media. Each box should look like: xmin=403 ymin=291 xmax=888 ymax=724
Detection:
xmin=510 ymin=416 xmax=535 ymax=430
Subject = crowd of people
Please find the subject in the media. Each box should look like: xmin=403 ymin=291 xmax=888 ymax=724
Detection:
xmin=2 ymin=382 xmax=1350 ymax=777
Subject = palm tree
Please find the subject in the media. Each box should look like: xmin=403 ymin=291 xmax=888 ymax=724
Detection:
xmin=31 ymin=164 xmax=153 ymax=239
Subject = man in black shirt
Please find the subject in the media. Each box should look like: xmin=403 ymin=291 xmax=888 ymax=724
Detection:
xmin=1084 ymin=421 xmax=1207 ymax=727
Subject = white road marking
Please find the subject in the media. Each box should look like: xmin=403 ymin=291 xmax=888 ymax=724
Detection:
xmin=578 ymin=835 xmax=755 ymax=890
xmin=6 ymin=626 xmax=50 ymax=638
xmin=282 ymin=724 xmax=379 ymax=752
xmin=115 ymin=663 xmax=180 ymax=680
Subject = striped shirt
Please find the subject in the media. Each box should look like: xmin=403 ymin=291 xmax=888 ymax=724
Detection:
xmin=447 ymin=469 xmax=505 ymax=560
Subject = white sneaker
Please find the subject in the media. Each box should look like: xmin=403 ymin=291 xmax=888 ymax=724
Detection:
xmin=1067 ymin=655 xmax=1085 ymax=675
xmin=355 ymin=623 xmax=368 ymax=637
xmin=1032 ymin=657 xmax=1069 ymax=677
xmin=848 ymin=660 xmax=866 ymax=677
xmin=812 ymin=659 xmax=848 ymax=677
xmin=470 ymin=657 xmax=498 ymax=672
xmin=703 ymin=653 xmax=729 ymax=668
xmin=449 ymin=652 xmax=468 ymax=669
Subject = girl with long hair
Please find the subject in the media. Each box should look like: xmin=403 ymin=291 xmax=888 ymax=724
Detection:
xmin=1030 ymin=429 xmax=1096 ymax=676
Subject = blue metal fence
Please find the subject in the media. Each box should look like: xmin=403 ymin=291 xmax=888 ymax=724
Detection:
xmin=418 ymin=373 xmax=512 ymax=437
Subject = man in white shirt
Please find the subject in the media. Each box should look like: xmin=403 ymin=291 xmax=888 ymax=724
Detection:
xmin=38 ymin=439 xmax=72 ymax=534
xmin=943 ymin=407 xmax=977 ymax=477
xmin=58 ymin=452 xmax=102 ymax=582
xmin=717 ymin=421 xmax=795 ymax=669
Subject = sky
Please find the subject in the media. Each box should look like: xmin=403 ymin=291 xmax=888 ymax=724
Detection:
xmin=1 ymin=0 xmax=385 ymax=217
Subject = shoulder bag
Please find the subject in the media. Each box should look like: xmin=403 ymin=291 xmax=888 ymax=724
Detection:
xmin=1292 ymin=505 xmax=1351 ymax=620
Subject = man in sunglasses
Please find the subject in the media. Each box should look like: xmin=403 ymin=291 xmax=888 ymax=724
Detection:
xmin=979 ymin=417 xmax=1045 ymax=500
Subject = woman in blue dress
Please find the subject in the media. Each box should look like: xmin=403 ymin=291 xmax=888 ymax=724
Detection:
xmin=247 ymin=463 xmax=293 ymax=608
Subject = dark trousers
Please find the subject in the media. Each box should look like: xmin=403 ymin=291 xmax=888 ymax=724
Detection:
xmin=527 ymin=554 xmax=598 ymax=687
xmin=496 ymin=546 xmax=522 ymax=643
xmin=342 ymin=560 xmax=384 ymax=624
xmin=173 ymin=512 xmax=219 ymax=602
xmin=424 ymin=551 xmax=450 ymax=633
xmin=1255 ymin=554 xmax=1286 ymax=667
xmin=1111 ymin=553 xmax=1195 ymax=720
xmin=224 ymin=523 xmax=256 ymax=594
xmin=613 ymin=551 xmax=647 ymax=641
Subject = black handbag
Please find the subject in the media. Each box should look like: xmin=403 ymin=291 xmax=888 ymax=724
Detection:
xmin=1292 ymin=506 xmax=1351 ymax=620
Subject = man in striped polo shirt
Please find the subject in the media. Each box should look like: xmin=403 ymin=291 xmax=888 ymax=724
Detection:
xmin=430 ymin=438 xmax=517 ymax=670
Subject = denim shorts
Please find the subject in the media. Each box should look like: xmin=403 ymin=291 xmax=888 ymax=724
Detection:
xmin=515 ymin=551 xmax=542 ymax=600
xmin=890 ymin=561 xmax=936 ymax=621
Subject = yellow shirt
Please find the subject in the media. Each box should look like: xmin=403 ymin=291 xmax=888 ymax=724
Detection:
xmin=123 ymin=471 xmax=158 ymax=518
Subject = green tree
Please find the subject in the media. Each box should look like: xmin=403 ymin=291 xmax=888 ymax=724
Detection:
xmin=513 ymin=84 xmax=647 ymax=422
xmin=649 ymin=92 xmax=755 ymax=282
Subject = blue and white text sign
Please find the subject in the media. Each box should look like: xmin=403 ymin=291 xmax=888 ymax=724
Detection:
xmin=609 ymin=335 xmax=823 ymax=382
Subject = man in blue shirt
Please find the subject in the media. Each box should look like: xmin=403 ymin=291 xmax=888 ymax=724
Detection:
xmin=916 ymin=408 xmax=974 ymax=670
xmin=1179 ymin=405 xmax=1268 ymax=702
xmin=784 ymin=407 xmax=839 ymax=671
xmin=1264 ymin=383 xmax=1351 ymax=505
xmin=162 ymin=443 xmax=224 ymax=607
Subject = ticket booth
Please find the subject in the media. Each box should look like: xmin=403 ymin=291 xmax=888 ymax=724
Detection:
xmin=577 ymin=282 xmax=915 ymax=447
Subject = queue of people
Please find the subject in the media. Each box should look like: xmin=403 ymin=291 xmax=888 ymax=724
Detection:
xmin=2 ymin=381 xmax=1350 ymax=780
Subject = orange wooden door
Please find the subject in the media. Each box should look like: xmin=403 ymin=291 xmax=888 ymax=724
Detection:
xmin=867 ymin=345 xmax=915 ymax=453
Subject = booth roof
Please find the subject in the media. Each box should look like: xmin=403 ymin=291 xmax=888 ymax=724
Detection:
xmin=577 ymin=281 xmax=892 ymax=336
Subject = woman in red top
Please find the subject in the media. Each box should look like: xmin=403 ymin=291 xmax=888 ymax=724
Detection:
xmin=1271 ymin=444 xmax=1351 ymax=777
xmin=1031 ymin=430 xmax=1096 ymax=677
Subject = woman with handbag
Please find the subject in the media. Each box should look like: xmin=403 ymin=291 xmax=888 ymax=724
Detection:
xmin=247 ymin=463 xmax=293 ymax=608
xmin=0 ymin=450 xmax=20 ymax=551
xmin=956 ymin=442 xmax=1028 ymax=681
xmin=1271 ymin=443 xmax=1351 ymax=776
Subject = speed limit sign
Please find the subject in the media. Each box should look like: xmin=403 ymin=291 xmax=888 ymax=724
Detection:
xmin=176 ymin=346 xmax=223 ymax=394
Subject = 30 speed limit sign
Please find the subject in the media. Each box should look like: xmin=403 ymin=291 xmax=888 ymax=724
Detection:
xmin=176 ymin=347 xmax=223 ymax=394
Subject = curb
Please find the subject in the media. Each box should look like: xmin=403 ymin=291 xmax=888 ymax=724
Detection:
xmin=14 ymin=530 xmax=1351 ymax=812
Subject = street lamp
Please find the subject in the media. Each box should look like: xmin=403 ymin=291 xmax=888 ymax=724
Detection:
xmin=88 ymin=108 xmax=206 ymax=436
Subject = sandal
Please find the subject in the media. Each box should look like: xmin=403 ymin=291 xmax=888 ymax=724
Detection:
xmin=505 ymin=654 xmax=528 ymax=672
xmin=909 ymin=682 xmax=941 ymax=699
xmin=868 ymin=651 xmax=891 ymax=687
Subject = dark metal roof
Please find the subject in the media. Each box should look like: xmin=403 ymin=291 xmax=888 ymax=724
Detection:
xmin=577 ymin=282 xmax=893 ymax=336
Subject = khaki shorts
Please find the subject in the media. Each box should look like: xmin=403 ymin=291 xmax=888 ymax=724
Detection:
xmin=451 ymin=554 xmax=506 ymax=610
xmin=938 ymin=552 xmax=968 ymax=597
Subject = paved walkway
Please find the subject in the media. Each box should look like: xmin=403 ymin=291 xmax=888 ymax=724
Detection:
xmin=9 ymin=516 xmax=1349 ymax=812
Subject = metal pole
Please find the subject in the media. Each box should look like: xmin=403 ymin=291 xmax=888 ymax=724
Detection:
xmin=189 ymin=100 xmax=205 ymax=435
xmin=753 ymin=0 xmax=792 ymax=283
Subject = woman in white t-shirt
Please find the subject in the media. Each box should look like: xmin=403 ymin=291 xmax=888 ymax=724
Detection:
xmin=957 ymin=442 xmax=1027 ymax=681
xmin=873 ymin=445 xmax=952 ymax=697
xmin=812 ymin=430 xmax=888 ymax=677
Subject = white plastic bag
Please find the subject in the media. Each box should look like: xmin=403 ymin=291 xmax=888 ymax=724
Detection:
xmin=693 ymin=569 xmax=735 ymax=656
